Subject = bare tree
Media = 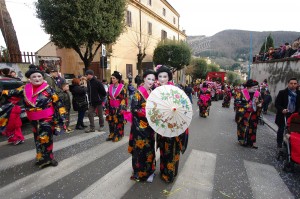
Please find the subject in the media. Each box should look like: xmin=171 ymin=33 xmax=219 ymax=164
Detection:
xmin=0 ymin=0 xmax=22 ymax=62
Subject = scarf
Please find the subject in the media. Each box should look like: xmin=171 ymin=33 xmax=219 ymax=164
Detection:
xmin=288 ymin=89 xmax=297 ymax=113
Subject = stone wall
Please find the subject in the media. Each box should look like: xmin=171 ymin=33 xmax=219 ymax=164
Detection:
xmin=251 ymin=59 xmax=300 ymax=111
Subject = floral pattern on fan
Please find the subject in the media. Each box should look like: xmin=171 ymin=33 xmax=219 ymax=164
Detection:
xmin=146 ymin=85 xmax=193 ymax=137
xmin=160 ymin=89 xmax=191 ymax=111
xmin=148 ymin=102 xmax=188 ymax=132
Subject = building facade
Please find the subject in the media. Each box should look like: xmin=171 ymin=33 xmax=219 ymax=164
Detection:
xmin=35 ymin=0 xmax=186 ymax=82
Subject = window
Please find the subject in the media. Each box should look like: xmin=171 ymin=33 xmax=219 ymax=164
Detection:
xmin=126 ymin=64 xmax=133 ymax=78
xmin=163 ymin=8 xmax=166 ymax=16
xmin=161 ymin=30 xmax=167 ymax=40
xmin=148 ymin=0 xmax=152 ymax=6
xmin=126 ymin=10 xmax=132 ymax=27
xmin=173 ymin=17 xmax=176 ymax=24
xmin=148 ymin=22 xmax=152 ymax=35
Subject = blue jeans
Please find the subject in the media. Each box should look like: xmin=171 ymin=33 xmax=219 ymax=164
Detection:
xmin=188 ymin=94 xmax=193 ymax=104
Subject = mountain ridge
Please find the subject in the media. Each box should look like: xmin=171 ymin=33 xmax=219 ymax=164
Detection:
xmin=187 ymin=30 xmax=300 ymax=67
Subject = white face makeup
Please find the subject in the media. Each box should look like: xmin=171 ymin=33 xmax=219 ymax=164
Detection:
xmin=143 ymin=74 xmax=155 ymax=89
xmin=248 ymin=87 xmax=255 ymax=93
xmin=30 ymin=72 xmax=44 ymax=86
xmin=158 ymin=72 xmax=169 ymax=85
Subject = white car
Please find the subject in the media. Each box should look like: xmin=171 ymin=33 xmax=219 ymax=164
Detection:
xmin=63 ymin=73 xmax=76 ymax=85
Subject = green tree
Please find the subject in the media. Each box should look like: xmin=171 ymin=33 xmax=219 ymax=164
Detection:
xmin=207 ymin=63 xmax=220 ymax=72
xmin=229 ymin=63 xmax=241 ymax=71
xmin=259 ymin=34 xmax=274 ymax=54
xmin=35 ymin=0 xmax=126 ymax=70
xmin=190 ymin=58 xmax=207 ymax=79
xmin=153 ymin=40 xmax=191 ymax=72
xmin=226 ymin=71 xmax=243 ymax=86
xmin=0 ymin=46 xmax=9 ymax=62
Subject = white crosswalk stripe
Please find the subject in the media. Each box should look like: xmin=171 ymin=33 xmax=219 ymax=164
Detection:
xmin=0 ymin=131 xmax=105 ymax=171
xmin=0 ymin=131 xmax=297 ymax=199
xmin=0 ymin=136 xmax=128 ymax=199
xmin=244 ymin=160 xmax=295 ymax=199
xmin=168 ymin=150 xmax=216 ymax=198
xmin=75 ymin=150 xmax=160 ymax=199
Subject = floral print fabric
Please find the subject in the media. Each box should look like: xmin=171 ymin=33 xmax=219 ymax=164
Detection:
xmin=234 ymin=90 xmax=261 ymax=146
xmin=106 ymin=85 xmax=127 ymax=142
xmin=198 ymin=88 xmax=212 ymax=117
xmin=128 ymin=90 xmax=156 ymax=181
xmin=1 ymin=84 xmax=66 ymax=163
xmin=157 ymin=129 xmax=188 ymax=183
xmin=222 ymin=90 xmax=232 ymax=108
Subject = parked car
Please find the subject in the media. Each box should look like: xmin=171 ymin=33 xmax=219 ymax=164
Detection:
xmin=0 ymin=76 xmax=27 ymax=119
xmin=64 ymin=73 xmax=76 ymax=85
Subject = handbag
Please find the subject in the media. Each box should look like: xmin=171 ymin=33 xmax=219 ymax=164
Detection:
xmin=77 ymin=100 xmax=88 ymax=107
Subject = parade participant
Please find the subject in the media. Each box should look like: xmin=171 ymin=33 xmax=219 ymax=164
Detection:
xmin=233 ymin=85 xmax=242 ymax=111
xmin=1 ymin=65 xmax=66 ymax=168
xmin=106 ymin=71 xmax=127 ymax=142
xmin=155 ymin=65 xmax=188 ymax=183
xmin=198 ymin=82 xmax=212 ymax=117
xmin=222 ymin=86 xmax=232 ymax=108
xmin=235 ymin=79 xmax=262 ymax=149
xmin=128 ymin=70 xmax=156 ymax=182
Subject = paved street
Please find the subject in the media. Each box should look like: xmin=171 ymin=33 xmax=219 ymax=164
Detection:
xmin=0 ymin=99 xmax=299 ymax=199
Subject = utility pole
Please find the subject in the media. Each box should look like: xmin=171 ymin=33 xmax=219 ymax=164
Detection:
xmin=248 ymin=32 xmax=252 ymax=80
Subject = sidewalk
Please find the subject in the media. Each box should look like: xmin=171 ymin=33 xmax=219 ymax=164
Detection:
xmin=262 ymin=111 xmax=278 ymax=133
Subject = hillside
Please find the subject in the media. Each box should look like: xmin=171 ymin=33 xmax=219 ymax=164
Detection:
xmin=187 ymin=30 xmax=300 ymax=67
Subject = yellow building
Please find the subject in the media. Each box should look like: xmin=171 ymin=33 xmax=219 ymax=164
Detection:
xmin=36 ymin=0 xmax=186 ymax=81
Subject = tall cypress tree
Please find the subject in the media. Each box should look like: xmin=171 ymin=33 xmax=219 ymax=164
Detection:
xmin=259 ymin=34 xmax=274 ymax=53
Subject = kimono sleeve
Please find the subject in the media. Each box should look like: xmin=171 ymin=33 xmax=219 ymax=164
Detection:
xmin=51 ymin=88 xmax=67 ymax=127
xmin=1 ymin=85 xmax=24 ymax=98
xmin=119 ymin=87 xmax=128 ymax=111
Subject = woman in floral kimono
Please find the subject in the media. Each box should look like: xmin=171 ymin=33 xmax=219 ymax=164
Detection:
xmin=1 ymin=65 xmax=66 ymax=168
xmin=222 ymin=86 xmax=232 ymax=108
xmin=128 ymin=70 xmax=156 ymax=182
xmin=235 ymin=79 xmax=262 ymax=149
xmin=198 ymin=82 xmax=212 ymax=118
xmin=106 ymin=71 xmax=127 ymax=142
xmin=155 ymin=65 xmax=189 ymax=183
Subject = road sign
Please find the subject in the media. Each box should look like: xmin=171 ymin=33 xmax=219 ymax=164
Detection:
xmin=102 ymin=44 xmax=106 ymax=57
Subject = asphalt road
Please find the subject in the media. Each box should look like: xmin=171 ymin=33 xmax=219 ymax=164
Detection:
xmin=0 ymin=99 xmax=299 ymax=199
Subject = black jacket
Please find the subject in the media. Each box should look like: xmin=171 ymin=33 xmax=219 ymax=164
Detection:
xmin=87 ymin=77 xmax=106 ymax=106
xmin=70 ymin=85 xmax=88 ymax=111
xmin=275 ymin=88 xmax=300 ymax=126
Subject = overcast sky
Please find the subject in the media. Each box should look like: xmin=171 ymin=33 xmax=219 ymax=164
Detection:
xmin=1 ymin=0 xmax=300 ymax=52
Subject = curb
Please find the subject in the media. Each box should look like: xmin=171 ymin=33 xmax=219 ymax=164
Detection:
xmin=263 ymin=117 xmax=278 ymax=133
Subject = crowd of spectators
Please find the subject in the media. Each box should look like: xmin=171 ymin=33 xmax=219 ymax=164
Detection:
xmin=254 ymin=37 xmax=300 ymax=62
xmin=0 ymin=68 xmax=21 ymax=80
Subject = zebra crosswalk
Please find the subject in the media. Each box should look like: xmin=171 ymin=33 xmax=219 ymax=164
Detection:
xmin=0 ymin=129 xmax=297 ymax=199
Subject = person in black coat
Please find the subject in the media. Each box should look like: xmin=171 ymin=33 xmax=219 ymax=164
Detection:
xmin=262 ymin=90 xmax=272 ymax=114
xmin=70 ymin=78 xmax=88 ymax=130
xmin=85 ymin=70 xmax=106 ymax=132
xmin=275 ymin=77 xmax=300 ymax=148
